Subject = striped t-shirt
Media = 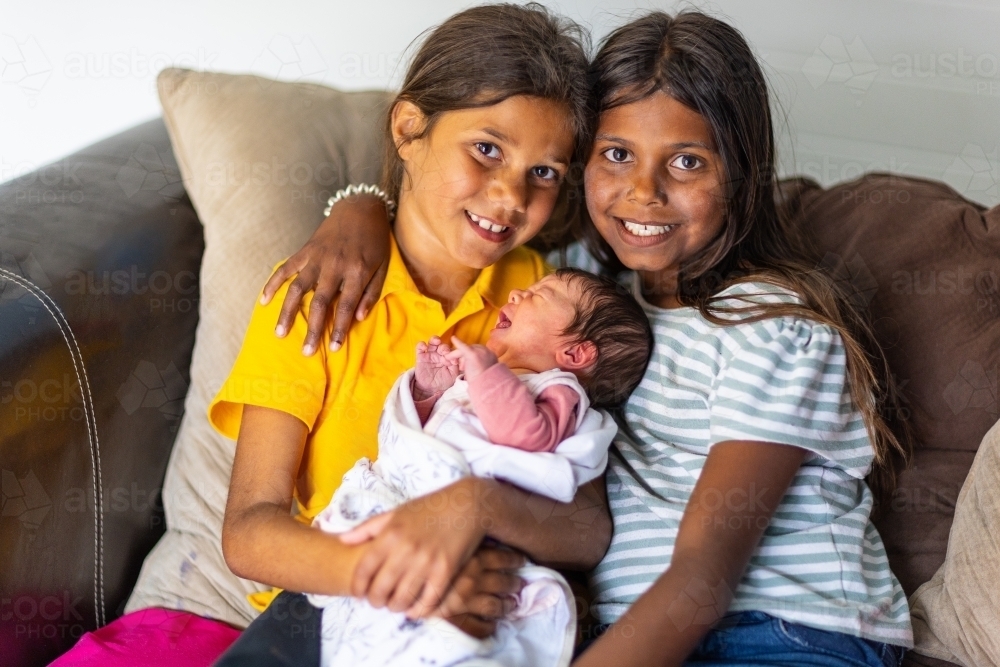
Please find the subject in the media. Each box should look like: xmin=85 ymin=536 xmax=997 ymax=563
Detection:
xmin=552 ymin=243 xmax=912 ymax=646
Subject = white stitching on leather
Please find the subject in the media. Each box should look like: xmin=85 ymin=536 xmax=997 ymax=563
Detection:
xmin=0 ymin=267 xmax=105 ymax=626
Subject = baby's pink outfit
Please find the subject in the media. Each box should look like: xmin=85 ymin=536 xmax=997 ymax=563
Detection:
xmin=413 ymin=362 xmax=580 ymax=452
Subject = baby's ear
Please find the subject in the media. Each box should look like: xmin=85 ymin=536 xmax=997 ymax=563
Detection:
xmin=557 ymin=340 xmax=597 ymax=373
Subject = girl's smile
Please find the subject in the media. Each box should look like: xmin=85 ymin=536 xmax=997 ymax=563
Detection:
xmin=465 ymin=209 xmax=515 ymax=242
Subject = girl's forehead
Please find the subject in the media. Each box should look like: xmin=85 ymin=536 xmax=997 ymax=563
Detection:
xmin=598 ymin=91 xmax=715 ymax=149
xmin=433 ymin=96 xmax=576 ymax=161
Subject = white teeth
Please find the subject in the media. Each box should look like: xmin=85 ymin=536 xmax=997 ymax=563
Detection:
xmin=469 ymin=211 xmax=508 ymax=234
xmin=622 ymin=220 xmax=673 ymax=237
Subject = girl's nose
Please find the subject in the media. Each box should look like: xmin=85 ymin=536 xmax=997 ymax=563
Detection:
xmin=508 ymin=289 xmax=525 ymax=304
xmin=487 ymin=169 xmax=528 ymax=213
xmin=628 ymin=167 xmax=667 ymax=206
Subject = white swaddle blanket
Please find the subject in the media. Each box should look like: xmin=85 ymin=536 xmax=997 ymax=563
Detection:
xmin=307 ymin=368 xmax=616 ymax=667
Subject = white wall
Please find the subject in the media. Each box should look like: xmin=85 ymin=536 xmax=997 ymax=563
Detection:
xmin=2 ymin=0 xmax=998 ymax=206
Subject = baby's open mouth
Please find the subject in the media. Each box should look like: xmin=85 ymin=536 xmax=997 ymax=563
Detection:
xmin=495 ymin=310 xmax=512 ymax=329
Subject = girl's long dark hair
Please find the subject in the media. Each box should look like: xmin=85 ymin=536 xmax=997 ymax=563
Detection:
xmin=580 ymin=11 xmax=911 ymax=502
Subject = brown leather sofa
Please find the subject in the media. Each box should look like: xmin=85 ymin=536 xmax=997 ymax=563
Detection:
xmin=0 ymin=119 xmax=202 ymax=665
xmin=3 ymin=119 xmax=992 ymax=666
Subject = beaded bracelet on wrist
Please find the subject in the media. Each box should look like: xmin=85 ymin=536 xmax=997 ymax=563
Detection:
xmin=323 ymin=183 xmax=397 ymax=220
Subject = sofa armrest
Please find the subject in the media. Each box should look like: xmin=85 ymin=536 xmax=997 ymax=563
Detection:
xmin=0 ymin=119 xmax=203 ymax=666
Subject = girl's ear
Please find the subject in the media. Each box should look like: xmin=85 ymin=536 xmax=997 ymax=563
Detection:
xmin=556 ymin=340 xmax=598 ymax=374
xmin=390 ymin=100 xmax=427 ymax=161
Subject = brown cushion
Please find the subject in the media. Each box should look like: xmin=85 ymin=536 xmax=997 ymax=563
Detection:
xmin=781 ymin=173 xmax=999 ymax=664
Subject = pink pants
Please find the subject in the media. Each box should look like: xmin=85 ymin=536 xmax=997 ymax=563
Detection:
xmin=48 ymin=608 xmax=240 ymax=667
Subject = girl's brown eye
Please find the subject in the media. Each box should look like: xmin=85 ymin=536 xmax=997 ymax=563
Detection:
xmin=603 ymin=147 xmax=631 ymax=163
xmin=532 ymin=166 xmax=557 ymax=181
xmin=476 ymin=142 xmax=501 ymax=159
xmin=672 ymin=154 xmax=702 ymax=170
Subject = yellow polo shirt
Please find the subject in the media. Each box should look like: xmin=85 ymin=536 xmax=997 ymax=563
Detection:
xmin=209 ymin=235 xmax=548 ymax=607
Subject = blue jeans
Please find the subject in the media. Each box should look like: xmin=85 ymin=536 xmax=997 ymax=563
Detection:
xmin=579 ymin=611 xmax=906 ymax=667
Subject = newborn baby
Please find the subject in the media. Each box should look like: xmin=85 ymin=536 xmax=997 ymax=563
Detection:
xmin=308 ymin=268 xmax=653 ymax=667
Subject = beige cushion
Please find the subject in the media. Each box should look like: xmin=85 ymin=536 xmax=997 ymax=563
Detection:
xmin=124 ymin=67 xmax=390 ymax=626
xmin=910 ymin=417 xmax=1000 ymax=666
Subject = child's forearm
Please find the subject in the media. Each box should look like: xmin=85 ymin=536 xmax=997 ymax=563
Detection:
xmin=224 ymin=403 xmax=368 ymax=596
xmin=222 ymin=500 xmax=367 ymax=596
xmin=573 ymin=559 xmax=733 ymax=667
xmin=574 ymin=440 xmax=807 ymax=666
xmin=475 ymin=476 xmax=611 ymax=570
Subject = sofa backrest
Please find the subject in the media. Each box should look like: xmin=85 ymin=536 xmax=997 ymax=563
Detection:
xmin=781 ymin=173 xmax=1000 ymax=596
xmin=0 ymin=118 xmax=203 ymax=665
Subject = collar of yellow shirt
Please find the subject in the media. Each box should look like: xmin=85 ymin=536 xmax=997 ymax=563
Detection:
xmin=378 ymin=232 xmax=536 ymax=328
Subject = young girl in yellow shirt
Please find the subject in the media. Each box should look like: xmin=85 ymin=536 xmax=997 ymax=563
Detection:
xmin=209 ymin=5 xmax=606 ymax=666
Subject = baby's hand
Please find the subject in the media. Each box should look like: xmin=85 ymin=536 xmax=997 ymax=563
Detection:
xmin=414 ymin=336 xmax=460 ymax=399
xmin=447 ymin=338 xmax=498 ymax=381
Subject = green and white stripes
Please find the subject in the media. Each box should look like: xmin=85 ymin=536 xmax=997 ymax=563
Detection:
xmin=585 ymin=277 xmax=913 ymax=646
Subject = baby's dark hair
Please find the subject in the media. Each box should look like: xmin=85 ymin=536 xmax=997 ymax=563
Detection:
xmin=382 ymin=3 xmax=591 ymax=206
xmin=556 ymin=268 xmax=653 ymax=408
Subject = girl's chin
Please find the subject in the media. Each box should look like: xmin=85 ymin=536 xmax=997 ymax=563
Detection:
xmin=458 ymin=238 xmax=515 ymax=268
xmin=603 ymin=242 xmax=677 ymax=273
